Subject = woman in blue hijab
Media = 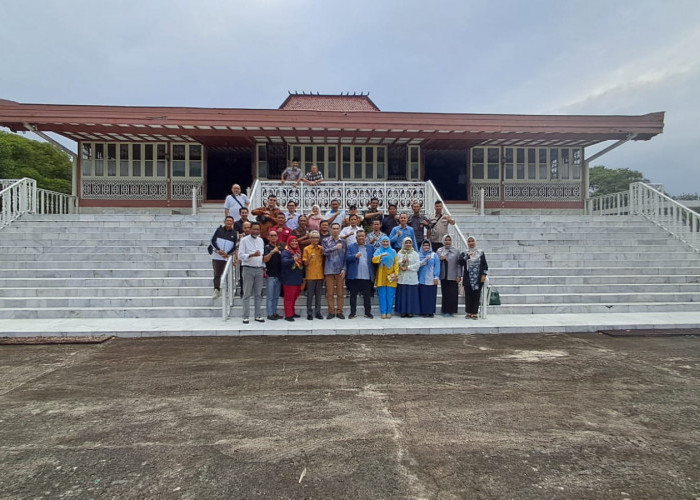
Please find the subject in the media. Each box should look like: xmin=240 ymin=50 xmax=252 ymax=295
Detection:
xmin=417 ymin=240 xmax=440 ymax=317
xmin=372 ymin=235 xmax=398 ymax=318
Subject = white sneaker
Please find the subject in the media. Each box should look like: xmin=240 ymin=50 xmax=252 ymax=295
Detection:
xmin=212 ymin=290 xmax=221 ymax=299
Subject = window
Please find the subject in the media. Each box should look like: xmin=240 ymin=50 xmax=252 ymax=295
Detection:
xmin=408 ymin=146 xmax=420 ymax=180
xmin=81 ymin=143 xmax=92 ymax=176
xmin=339 ymin=145 xmax=387 ymax=180
xmin=504 ymin=148 xmax=514 ymax=179
xmin=257 ymin=144 xmax=268 ymax=178
xmin=471 ymin=147 xmax=485 ymax=180
xmin=471 ymin=146 xmax=583 ymax=181
xmin=79 ymin=142 xmax=203 ymax=179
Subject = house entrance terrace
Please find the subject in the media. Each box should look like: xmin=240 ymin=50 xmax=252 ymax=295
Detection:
xmin=0 ymin=93 xmax=664 ymax=212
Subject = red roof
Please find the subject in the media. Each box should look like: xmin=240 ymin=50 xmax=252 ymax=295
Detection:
xmin=279 ymin=93 xmax=380 ymax=111
xmin=0 ymin=98 xmax=664 ymax=149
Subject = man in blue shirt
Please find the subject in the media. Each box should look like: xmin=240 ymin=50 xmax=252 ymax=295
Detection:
xmin=389 ymin=213 xmax=417 ymax=251
xmin=323 ymin=222 xmax=346 ymax=319
xmin=345 ymin=230 xmax=375 ymax=319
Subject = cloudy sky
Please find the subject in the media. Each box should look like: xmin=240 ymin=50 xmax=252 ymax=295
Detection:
xmin=2 ymin=0 xmax=699 ymax=195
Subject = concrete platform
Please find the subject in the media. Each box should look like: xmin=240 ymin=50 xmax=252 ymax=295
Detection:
xmin=1 ymin=312 xmax=699 ymax=338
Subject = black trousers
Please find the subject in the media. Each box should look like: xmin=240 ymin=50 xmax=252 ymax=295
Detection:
xmin=349 ymin=279 xmax=373 ymax=315
xmin=465 ymin=284 xmax=483 ymax=314
xmin=212 ymin=259 xmax=226 ymax=290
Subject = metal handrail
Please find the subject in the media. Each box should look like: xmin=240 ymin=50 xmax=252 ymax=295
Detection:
xmin=631 ymin=182 xmax=699 ymax=252
xmin=0 ymin=178 xmax=35 ymax=228
xmin=588 ymin=191 xmax=630 ymax=215
xmin=589 ymin=182 xmax=699 ymax=252
xmin=221 ymin=255 xmax=238 ymax=320
xmin=424 ymin=180 xmax=469 ymax=255
xmin=36 ymin=187 xmax=79 ymax=215
xmin=1 ymin=178 xmax=78 ymax=229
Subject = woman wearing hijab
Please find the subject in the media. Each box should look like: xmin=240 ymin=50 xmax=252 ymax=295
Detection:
xmin=280 ymin=236 xmax=305 ymax=321
xmin=307 ymin=204 xmax=324 ymax=232
xmin=372 ymin=235 xmax=398 ymax=319
xmin=417 ymin=240 xmax=440 ymax=318
xmin=395 ymin=237 xmax=421 ymax=318
xmin=459 ymin=236 xmax=489 ymax=319
xmin=437 ymin=234 xmax=461 ymax=316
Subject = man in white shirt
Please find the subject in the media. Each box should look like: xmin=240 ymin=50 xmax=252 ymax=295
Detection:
xmin=238 ymin=222 xmax=266 ymax=324
xmin=339 ymin=213 xmax=361 ymax=246
xmin=284 ymin=200 xmax=300 ymax=230
xmin=325 ymin=199 xmax=345 ymax=227
xmin=223 ymin=184 xmax=250 ymax=221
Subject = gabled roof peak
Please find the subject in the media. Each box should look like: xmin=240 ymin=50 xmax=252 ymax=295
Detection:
xmin=279 ymin=92 xmax=380 ymax=112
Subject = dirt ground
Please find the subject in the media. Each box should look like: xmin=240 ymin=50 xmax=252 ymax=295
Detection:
xmin=0 ymin=333 xmax=698 ymax=499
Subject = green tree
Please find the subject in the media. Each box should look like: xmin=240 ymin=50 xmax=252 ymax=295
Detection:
xmin=588 ymin=165 xmax=649 ymax=196
xmin=0 ymin=131 xmax=72 ymax=194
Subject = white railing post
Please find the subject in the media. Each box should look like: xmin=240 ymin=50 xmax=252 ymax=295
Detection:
xmin=479 ymin=188 xmax=485 ymax=216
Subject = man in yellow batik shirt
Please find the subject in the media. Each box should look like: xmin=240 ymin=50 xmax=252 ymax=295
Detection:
xmin=303 ymin=230 xmax=325 ymax=320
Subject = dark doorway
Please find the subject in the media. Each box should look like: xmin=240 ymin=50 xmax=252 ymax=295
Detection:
xmin=206 ymin=147 xmax=253 ymax=201
xmin=424 ymin=150 xmax=468 ymax=201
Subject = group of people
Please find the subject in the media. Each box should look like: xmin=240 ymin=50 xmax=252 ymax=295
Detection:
xmin=211 ymin=178 xmax=488 ymax=324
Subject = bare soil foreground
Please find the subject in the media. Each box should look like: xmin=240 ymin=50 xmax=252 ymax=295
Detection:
xmin=1 ymin=333 xmax=698 ymax=499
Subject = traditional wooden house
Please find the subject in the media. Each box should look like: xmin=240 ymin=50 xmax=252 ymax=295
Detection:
xmin=0 ymin=94 xmax=664 ymax=212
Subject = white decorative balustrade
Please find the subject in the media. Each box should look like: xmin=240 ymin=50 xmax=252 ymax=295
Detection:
xmin=590 ymin=182 xmax=700 ymax=251
xmin=631 ymin=182 xmax=699 ymax=251
xmin=1 ymin=178 xmax=78 ymax=229
xmin=587 ymin=190 xmax=630 ymax=215
xmin=248 ymin=179 xmax=467 ymax=251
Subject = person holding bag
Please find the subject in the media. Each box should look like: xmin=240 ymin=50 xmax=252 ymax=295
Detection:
xmin=372 ymin=236 xmax=398 ymax=319
xmin=209 ymin=216 xmax=237 ymax=300
xmin=459 ymin=236 xmax=488 ymax=319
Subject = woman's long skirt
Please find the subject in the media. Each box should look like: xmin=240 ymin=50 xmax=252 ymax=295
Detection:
xmin=440 ymin=279 xmax=459 ymax=314
xmin=418 ymin=284 xmax=437 ymax=315
xmin=395 ymin=284 xmax=420 ymax=315
xmin=282 ymin=284 xmax=301 ymax=318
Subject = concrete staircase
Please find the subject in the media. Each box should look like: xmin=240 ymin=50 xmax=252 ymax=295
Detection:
xmin=0 ymin=214 xmax=222 ymax=319
xmin=1 ymin=213 xmax=699 ymax=321
xmin=451 ymin=215 xmax=700 ymax=314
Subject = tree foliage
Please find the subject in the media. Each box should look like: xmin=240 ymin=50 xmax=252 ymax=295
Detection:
xmin=0 ymin=131 xmax=72 ymax=194
xmin=588 ymin=165 xmax=649 ymax=196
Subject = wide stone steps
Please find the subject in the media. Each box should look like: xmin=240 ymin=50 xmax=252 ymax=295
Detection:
xmin=0 ymin=260 xmax=212 ymax=269
xmin=1 ymin=212 xmax=699 ymax=320
xmin=493 ymin=274 xmax=700 ymax=285
xmin=0 ymin=277 xmax=209 ymax=288
xmin=0 ymin=286 xmax=211 ymax=297
xmin=0 ymin=269 xmax=211 ymax=279
xmin=497 ymin=283 xmax=700 ymax=294
xmin=2 ymin=306 xmax=220 ymax=319
xmin=490 ymin=302 xmax=700 ymax=314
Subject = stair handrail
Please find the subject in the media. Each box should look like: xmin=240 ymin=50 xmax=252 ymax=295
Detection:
xmin=588 ymin=190 xmax=630 ymax=216
xmin=221 ymin=254 xmax=238 ymax=320
xmin=631 ymin=182 xmax=700 ymax=252
xmin=425 ymin=180 xmax=469 ymax=255
xmin=1 ymin=178 xmax=79 ymax=229
xmin=1 ymin=178 xmax=36 ymax=228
